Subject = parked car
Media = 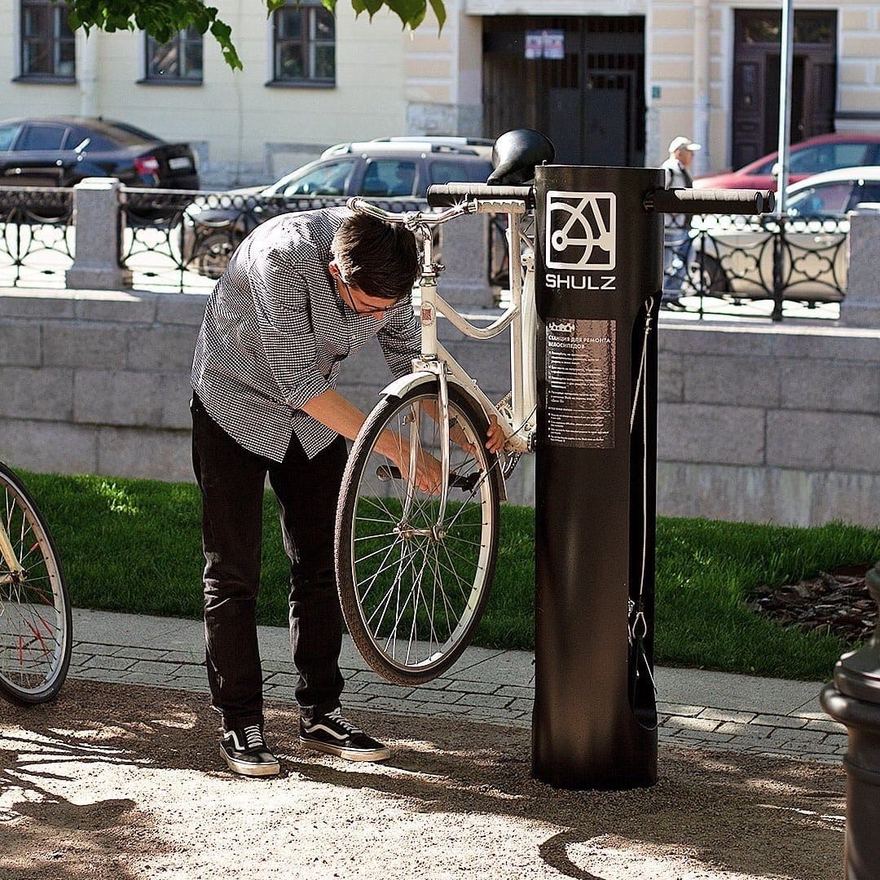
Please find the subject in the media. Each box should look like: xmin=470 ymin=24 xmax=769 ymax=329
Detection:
xmin=684 ymin=167 xmax=880 ymax=303
xmin=322 ymin=136 xmax=495 ymax=162
xmin=0 ymin=116 xmax=199 ymax=189
xmin=182 ymin=141 xmax=493 ymax=277
xmin=694 ymin=133 xmax=880 ymax=192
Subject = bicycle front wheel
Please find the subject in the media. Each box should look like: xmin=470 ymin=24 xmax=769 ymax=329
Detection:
xmin=0 ymin=462 xmax=72 ymax=704
xmin=336 ymin=384 xmax=502 ymax=684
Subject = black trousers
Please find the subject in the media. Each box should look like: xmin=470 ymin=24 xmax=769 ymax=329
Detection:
xmin=190 ymin=394 xmax=346 ymax=730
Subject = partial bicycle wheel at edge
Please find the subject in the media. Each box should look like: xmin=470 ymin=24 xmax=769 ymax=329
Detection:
xmin=335 ymin=384 xmax=502 ymax=685
xmin=0 ymin=462 xmax=72 ymax=704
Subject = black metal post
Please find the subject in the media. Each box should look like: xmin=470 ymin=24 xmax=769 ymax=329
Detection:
xmin=821 ymin=561 xmax=880 ymax=880
xmin=771 ymin=216 xmax=785 ymax=322
xmin=532 ymin=165 xmax=664 ymax=790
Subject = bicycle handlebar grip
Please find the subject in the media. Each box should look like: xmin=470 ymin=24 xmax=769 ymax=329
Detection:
xmin=645 ymin=187 xmax=775 ymax=215
xmin=427 ymin=183 xmax=534 ymax=208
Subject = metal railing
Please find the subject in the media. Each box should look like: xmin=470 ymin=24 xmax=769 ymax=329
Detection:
xmin=0 ymin=188 xmax=74 ymax=288
xmin=488 ymin=210 xmax=847 ymax=320
xmin=119 ymin=188 xmax=429 ymax=292
xmin=663 ymin=213 xmax=847 ymax=321
xmin=0 ymin=184 xmax=852 ymax=323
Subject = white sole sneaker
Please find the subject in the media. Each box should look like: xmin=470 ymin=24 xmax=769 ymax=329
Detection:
xmin=220 ymin=745 xmax=281 ymax=777
xmin=299 ymin=735 xmax=391 ymax=763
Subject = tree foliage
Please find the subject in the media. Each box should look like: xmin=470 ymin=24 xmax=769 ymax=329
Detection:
xmin=66 ymin=0 xmax=447 ymax=70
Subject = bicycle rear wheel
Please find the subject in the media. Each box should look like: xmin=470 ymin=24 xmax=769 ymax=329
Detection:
xmin=335 ymin=383 xmax=502 ymax=684
xmin=0 ymin=462 xmax=71 ymax=704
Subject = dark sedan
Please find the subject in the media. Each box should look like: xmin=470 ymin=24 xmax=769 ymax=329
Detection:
xmin=0 ymin=116 xmax=199 ymax=189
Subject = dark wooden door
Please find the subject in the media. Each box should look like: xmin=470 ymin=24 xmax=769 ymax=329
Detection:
xmin=482 ymin=16 xmax=645 ymax=167
xmin=732 ymin=10 xmax=837 ymax=169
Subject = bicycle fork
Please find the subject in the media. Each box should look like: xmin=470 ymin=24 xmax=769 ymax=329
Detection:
xmin=399 ymin=364 xmax=453 ymax=535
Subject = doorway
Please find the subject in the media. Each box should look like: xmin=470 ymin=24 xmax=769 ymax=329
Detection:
xmin=482 ymin=16 xmax=646 ymax=167
xmin=731 ymin=9 xmax=837 ymax=168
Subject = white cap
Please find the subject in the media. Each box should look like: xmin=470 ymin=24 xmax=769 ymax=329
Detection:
xmin=668 ymin=136 xmax=702 ymax=154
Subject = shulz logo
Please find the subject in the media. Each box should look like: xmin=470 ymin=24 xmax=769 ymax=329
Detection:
xmin=546 ymin=191 xmax=617 ymax=271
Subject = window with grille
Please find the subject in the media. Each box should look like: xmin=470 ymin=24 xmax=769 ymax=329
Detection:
xmin=272 ymin=0 xmax=335 ymax=85
xmin=145 ymin=27 xmax=203 ymax=82
xmin=19 ymin=0 xmax=76 ymax=80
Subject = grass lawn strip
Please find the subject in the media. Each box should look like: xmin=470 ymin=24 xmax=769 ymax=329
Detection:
xmin=20 ymin=470 xmax=880 ymax=681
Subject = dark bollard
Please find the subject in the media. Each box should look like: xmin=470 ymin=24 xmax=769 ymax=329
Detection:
xmin=530 ymin=171 xmax=773 ymax=791
xmin=820 ymin=561 xmax=880 ymax=880
xmin=532 ymin=165 xmax=664 ymax=790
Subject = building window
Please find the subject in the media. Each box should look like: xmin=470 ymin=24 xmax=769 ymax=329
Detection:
xmin=145 ymin=27 xmax=203 ymax=82
xmin=272 ymin=0 xmax=335 ymax=85
xmin=19 ymin=0 xmax=76 ymax=80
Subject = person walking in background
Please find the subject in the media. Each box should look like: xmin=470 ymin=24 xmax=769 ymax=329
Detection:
xmin=660 ymin=136 xmax=701 ymax=308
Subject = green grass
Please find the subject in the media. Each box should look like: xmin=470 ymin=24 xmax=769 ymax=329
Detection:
xmin=16 ymin=470 xmax=880 ymax=681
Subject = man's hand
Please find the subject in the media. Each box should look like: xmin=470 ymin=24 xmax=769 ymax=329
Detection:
xmin=454 ymin=414 xmax=506 ymax=457
xmin=485 ymin=415 xmax=505 ymax=455
xmin=397 ymin=446 xmax=443 ymax=495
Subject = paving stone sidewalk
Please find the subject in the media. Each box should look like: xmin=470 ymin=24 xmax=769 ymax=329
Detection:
xmin=68 ymin=608 xmax=846 ymax=764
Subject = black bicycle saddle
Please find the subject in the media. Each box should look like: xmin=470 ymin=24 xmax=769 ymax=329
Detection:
xmin=487 ymin=129 xmax=556 ymax=185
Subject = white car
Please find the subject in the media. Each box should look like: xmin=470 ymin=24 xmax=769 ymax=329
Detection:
xmin=684 ymin=167 xmax=880 ymax=303
xmin=322 ymin=136 xmax=494 ymax=162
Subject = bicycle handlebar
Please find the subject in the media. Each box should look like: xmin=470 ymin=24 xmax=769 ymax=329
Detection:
xmin=645 ymin=188 xmax=775 ymax=215
xmin=346 ymin=197 xmax=469 ymax=226
xmin=426 ymin=183 xmax=534 ymax=208
xmin=350 ymin=185 xmax=774 ymax=227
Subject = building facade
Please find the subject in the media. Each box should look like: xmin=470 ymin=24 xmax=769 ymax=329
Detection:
xmin=1 ymin=0 xmax=879 ymax=185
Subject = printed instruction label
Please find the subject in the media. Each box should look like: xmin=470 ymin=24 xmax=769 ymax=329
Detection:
xmin=545 ymin=319 xmax=616 ymax=448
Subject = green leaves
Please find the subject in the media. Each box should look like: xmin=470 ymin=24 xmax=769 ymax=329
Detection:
xmin=428 ymin=0 xmax=446 ymax=29
xmin=66 ymin=0 xmax=447 ymax=67
xmin=350 ymin=0 xmax=386 ymax=18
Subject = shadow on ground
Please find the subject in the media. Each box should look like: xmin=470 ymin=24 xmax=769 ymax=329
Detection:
xmin=0 ymin=679 xmax=845 ymax=879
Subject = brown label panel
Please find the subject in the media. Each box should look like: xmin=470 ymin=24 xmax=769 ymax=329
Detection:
xmin=545 ymin=319 xmax=616 ymax=448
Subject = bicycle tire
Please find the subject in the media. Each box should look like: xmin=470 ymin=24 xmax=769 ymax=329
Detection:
xmin=0 ymin=462 xmax=72 ymax=705
xmin=335 ymin=383 xmax=502 ymax=685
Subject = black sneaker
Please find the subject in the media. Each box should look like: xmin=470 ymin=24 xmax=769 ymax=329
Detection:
xmin=220 ymin=723 xmax=281 ymax=777
xmin=299 ymin=709 xmax=391 ymax=762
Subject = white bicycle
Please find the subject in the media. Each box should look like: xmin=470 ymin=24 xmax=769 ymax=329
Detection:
xmin=334 ymin=183 xmax=538 ymax=684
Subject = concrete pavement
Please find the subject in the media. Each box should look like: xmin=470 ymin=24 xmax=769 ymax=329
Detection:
xmin=67 ymin=607 xmax=846 ymax=764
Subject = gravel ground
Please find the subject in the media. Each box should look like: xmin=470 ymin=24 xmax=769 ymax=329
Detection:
xmin=0 ymin=680 xmax=846 ymax=880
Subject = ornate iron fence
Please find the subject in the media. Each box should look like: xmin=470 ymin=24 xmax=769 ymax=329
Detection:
xmin=0 ymin=188 xmax=74 ymax=288
xmin=489 ymin=209 xmax=847 ymax=320
xmin=0 ymin=183 xmax=853 ymax=323
xmin=663 ymin=213 xmax=847 ymax=321
xmin=119 ymin=188 xmax=430 ymax=292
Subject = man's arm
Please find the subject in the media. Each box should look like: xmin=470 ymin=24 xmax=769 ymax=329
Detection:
xmin=302 ymin=389 xmax=442 ymax=493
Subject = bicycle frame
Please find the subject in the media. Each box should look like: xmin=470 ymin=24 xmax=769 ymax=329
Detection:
xmin=412 ymin=202 xmax=537 ymax=453
xmin=350 ymin=195 xmax=536 ymax=523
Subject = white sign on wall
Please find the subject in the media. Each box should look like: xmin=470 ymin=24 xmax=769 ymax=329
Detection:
xmin=525 ymin=30 xmax=566 ymax=60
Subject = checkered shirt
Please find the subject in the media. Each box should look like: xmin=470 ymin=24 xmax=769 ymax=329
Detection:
xmin=191 ymin=207 xmax=420 ymax=462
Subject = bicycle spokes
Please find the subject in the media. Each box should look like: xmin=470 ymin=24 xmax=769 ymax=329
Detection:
xmin=349 ymin=395 xmax=493 ymax=671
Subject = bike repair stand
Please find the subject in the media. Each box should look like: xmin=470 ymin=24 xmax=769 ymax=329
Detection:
xmin=529 ymin=167 xmax=772 ymax=789
xmin=531 ymin=165 xmax=665 ymax=790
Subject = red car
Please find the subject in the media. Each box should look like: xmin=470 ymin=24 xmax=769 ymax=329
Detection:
xmin=694 ymin=133 xmax=880 ymax=191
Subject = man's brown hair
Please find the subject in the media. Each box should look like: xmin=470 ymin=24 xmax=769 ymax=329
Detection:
xmin=332 ymin=213 xmax=420 ymax=301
